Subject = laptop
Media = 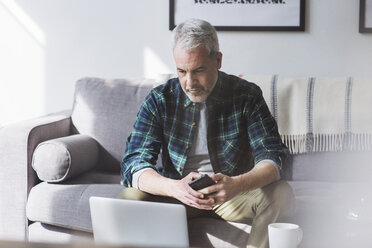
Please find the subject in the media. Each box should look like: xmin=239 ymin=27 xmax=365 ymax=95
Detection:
xmin=89 ymin=196 xmax=189 ymax=247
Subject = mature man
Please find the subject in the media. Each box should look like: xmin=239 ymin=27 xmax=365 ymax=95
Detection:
xmin=119 ymin=19 xmax=294 ymax=248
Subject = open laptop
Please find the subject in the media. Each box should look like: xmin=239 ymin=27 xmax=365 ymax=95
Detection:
xmin=89 ymin=196 xmax=189 ymax=247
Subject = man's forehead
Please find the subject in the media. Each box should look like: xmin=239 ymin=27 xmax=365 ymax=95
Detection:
xmin=174 ymin=54 xmax=206 ymax=71
xmin=173 ymin=44 xmax=208 ymax=55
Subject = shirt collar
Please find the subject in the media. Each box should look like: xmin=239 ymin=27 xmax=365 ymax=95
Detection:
xmin=183 ymin=93 xmax=193 ymax=107
xmin=206 ymin=71 xmax=225 ymax=105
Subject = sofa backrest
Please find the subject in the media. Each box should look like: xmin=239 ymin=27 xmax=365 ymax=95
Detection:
xmin=70 ymin=75 xmax=372 ymax=181
xmin=71 ymin=77 xmax=156 ymax=172
xmin=291 ymin=151 xmax=372 ymax=182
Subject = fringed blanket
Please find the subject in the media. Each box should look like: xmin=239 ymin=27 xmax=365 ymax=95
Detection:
xmin=242 ymin=75 xmax=372 ymax=154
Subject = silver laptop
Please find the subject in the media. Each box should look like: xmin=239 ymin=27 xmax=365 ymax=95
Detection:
xmin=89 ymin=196 xmax=189 ymax=247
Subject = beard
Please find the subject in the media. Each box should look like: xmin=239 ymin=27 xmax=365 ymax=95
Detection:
xmin=182 ymin=79 xmax=217 ymax=103
xmin=184 ymin=86 xmax=211 ymax=103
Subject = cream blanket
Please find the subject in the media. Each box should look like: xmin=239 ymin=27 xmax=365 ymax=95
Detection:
xmin=243 ymin=75 xmax=372 ymax=154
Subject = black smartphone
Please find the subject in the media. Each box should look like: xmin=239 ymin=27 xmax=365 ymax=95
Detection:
xmin=188 ymin=174 xmax=216 ymax=191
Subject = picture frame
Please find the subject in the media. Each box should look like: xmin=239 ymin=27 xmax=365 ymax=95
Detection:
xmin=359 ymin=0 xmax=372 ymax=33
xmin=169 ymin=0 xmax=305 ymax=31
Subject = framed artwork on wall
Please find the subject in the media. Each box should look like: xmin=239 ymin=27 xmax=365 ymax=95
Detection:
xmin=360 ymin=0 xmax=372 ymax=33
xmin=169 ymin=0 xmax=305 ymax=31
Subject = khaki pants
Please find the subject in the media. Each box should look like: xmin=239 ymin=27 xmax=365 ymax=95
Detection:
xmin=117 ymin=180 xmax=295 ymax=248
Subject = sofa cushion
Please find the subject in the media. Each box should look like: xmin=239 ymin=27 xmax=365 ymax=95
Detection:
xmin=32 ymin=134 xmax=99 ymax=182
xmin=291 ymin=151 xmax=372 ymax=182
xmin=26 ymin=172 xmax=123 ymax=232
xmin=26 ymin=171 xmax=254 ymax=248
xmin=71 ymin=77 xmax=156 ymax=172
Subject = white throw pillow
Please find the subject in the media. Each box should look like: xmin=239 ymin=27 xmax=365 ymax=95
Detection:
xmin=32 ymin=134 xmax=99 ymax=182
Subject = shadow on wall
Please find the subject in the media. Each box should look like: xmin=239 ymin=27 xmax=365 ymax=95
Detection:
xmin=0 ymin=0 xmax=46 ymax=125
xmin=0 ymin=0 xmax=174 ymax=125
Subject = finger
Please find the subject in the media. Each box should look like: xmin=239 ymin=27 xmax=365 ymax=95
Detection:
xmin=187 ymin=172 xmax=203 ymax=180
xmin=210 ymin=173 xmax=224 ymax=181
xmin=187 ymin=187 xmax=205 ymax=199
xmin=183 ymin=189 xmax=213 ymax=203
xmin=195 ymin=204 xmax=214 ymax=210
xmin=204 ymin=190 xmax=225 ymax=203
xmin=187 ymin=192 xmax=215 ymax=205
xmin=190 ymin=200 xmax=215 ymax=210
xmin=186 ymin=195 xmax=215 ymax=209
xmin=198 ymin=184 xmax=219 ymax=195
xmin=194 ymin=196 xmax=215 ymax=205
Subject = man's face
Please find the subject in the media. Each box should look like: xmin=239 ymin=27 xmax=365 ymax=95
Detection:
xmin=173 ymin=45 xmax=222 ymax=103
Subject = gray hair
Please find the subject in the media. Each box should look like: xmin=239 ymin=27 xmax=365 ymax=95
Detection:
xmin=172 ymin=19 xmax=219 ymax=57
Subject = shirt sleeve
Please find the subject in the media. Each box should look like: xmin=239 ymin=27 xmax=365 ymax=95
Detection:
xmin=132 ymin=168 xmax=156 ymax=189
xmin=246 ymin=88 xmax=289 ymax=172
xmin=256 ymin=159 xmax=281 ymax=180
xmin=120 ymin=91 xmax=163 ymax=187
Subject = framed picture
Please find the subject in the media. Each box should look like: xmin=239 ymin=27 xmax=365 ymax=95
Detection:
xmin=169 ymin=0 xmax=305 ymax=31
xmin=360 ymin=0 xmax=372 ymax=33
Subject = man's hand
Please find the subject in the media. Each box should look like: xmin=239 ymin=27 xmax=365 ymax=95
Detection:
xmin=138 ymin=170 xmax=215 ymax=209
xmin=198 ymin=173 xmax=243 ymax=205
xmin=138 ymin=161 xmax=278 ymax=209
xmin=170 ymin=172 xmax=216 ymax=210
xmin=197 ymin=161 xmax=279 ymax=205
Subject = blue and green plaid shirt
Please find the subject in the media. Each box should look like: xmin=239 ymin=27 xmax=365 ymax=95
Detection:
xmin=121 ymin=71 xmax=288 ymax=187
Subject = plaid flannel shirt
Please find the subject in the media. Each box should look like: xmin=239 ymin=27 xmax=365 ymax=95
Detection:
xmin=121 ymin=71 xmax=288 ymax=187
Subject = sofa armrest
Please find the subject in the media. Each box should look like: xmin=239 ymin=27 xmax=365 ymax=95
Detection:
xmin=0 ymin=112 xmax=72 ymax=241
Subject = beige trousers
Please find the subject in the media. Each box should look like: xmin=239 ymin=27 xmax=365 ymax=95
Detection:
xmin=117 ymin=180 xmax=295 ymax=248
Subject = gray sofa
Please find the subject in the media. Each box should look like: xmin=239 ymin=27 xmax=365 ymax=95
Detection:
xmin=1 ymin=76 xmax=372 ymax=248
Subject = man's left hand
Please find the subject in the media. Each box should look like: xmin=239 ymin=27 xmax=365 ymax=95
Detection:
xmin=198 ymin=173 xmax=243 ymax=206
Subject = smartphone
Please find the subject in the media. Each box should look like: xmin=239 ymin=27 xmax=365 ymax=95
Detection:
xmin=188 ymin=174 xmax=216 ymax=191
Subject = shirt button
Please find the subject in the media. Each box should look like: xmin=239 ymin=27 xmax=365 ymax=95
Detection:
xmin=185 ymin=145 xmax=189 ymax=149
xmin=192 ymin=102 xmax=196 ymax=106
xmin=192 ymin=121 xmax=196 ymax=126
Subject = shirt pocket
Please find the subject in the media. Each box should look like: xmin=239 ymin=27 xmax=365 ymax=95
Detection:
xmin=221 ymin=136 xmax=243 ymax=170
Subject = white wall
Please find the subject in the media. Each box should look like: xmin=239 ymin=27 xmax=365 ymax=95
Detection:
xmin=1 ymin=0 xmax=371 ymax=126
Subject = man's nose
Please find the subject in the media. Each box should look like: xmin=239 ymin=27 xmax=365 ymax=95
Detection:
xmin=186 ymin=73 xmax=197 ymax=87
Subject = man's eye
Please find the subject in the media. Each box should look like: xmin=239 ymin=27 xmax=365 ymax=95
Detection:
xmin=178 ymin=70 xmax=186 ymax=75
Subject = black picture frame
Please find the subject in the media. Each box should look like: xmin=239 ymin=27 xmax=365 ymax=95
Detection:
xmin=169 ymin=0 xmax=305 ymax=31
xmin=359 ymin=0 xmax=372 ymax=33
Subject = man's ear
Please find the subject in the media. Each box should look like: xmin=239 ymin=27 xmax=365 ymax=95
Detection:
xmin=216 ymin=52 xmax=223 ymax=69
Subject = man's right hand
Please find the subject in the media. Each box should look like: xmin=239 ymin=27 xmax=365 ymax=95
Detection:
xmin=170 ymin=172 xmax=216 ymax=210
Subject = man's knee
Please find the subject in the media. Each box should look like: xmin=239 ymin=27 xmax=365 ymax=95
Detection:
xmin=116 ymin=187 xmax=151 ymax=201
xmin=116 ymin=187 xmax=176 ymax=205
xmin=265 ymin=180 xmax=295 ymax=218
